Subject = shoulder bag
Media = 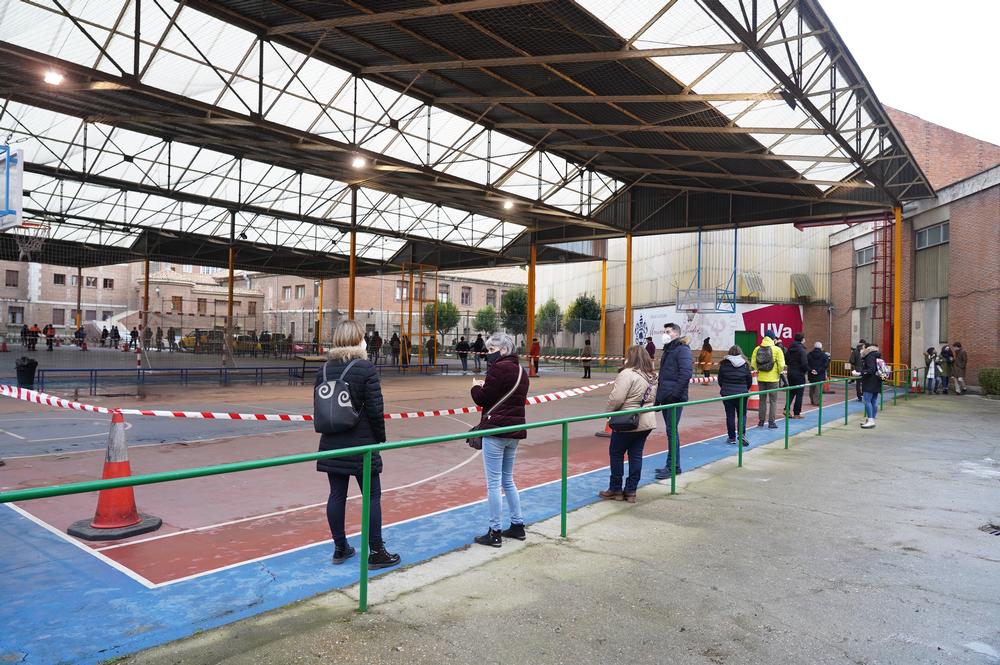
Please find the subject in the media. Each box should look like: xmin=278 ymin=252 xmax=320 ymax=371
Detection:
xmin=467 ymin=367 xmax=524 ymax=449
xmin=608 ymin=372 xmax=653 ymax=432
xmin=313 ymin=359 xmax=363 ymax=434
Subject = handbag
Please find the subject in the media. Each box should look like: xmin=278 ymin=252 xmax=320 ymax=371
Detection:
xmin=313 ymin=359 xmax=363 ymax=434
xmin=467 ymin=366 xmax=524 ymax=449
xmin=608 ymin=373 xmax=653 ymax=432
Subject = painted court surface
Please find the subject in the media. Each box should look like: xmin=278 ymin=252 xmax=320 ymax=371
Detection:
xmin=0 ymin=372 xmax=869 ymax=664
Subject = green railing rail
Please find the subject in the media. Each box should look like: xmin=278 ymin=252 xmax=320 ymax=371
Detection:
xmin=0 ymin=367 xmax=921 ymax=611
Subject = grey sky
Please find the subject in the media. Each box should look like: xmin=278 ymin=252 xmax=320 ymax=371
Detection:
xmin=822 ymin=1 xmax=1000 ymax=146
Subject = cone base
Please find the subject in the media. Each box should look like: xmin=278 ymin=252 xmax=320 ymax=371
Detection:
xmin=68 ymin=513 xmax=162 ymax=541
xmin=595 ymin=431 xmax=612 ymax=438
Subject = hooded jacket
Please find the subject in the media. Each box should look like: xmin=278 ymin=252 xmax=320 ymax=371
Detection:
xmin=471 ymin=353 xmax=530 ymax=438
xmin=806 ymin=348 xmax=830 ymax=380
xmin=750 ymin=336 xmax=785 ymax=383
xmin=785 ymin=340 xmax=809 ymax=380
xmin=315 ymin=346 xmax=386 ymax=476
xmin=859 ymin=345 xmax=883 ymax=394
xmin=655 ymin=336 xmax=693 ymax=404
xmin=718 ymin=354 xmax=752 ymax=397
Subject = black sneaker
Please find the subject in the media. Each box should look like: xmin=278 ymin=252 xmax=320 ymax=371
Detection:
xmin=757 ymin=421 xmax=764 ymax=428
xmin=767 ymin=422 xmax=778 ymax=429
xmin=740 ymin=437 xmax=751 ymax=447
xmin=727 ymin=438 xmax=737 ymax=445
xmin=368 ymin=544 xmax=401 ymax=569
xmin=332 ymin=544 xmax=356 ymax=565
xmin=655 ymin=466 xmax=681 ymax=479
xmin=501 ymin=523 xmax=526 ymax=541
xmin=475 ymin=528 xmax=502 ymax=548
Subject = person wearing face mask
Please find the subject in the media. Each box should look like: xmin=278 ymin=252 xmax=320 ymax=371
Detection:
xmin=653 ymin=322 xmax=693 ymax=478
xmin=315 ymin=320 xmax=400 ymax=570
xmin=470 ymin=332 xmax=530 ymax=547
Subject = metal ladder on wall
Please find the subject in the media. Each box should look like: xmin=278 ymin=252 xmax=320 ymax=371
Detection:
xmin=870 ymin=213 xmax=894 ymax=355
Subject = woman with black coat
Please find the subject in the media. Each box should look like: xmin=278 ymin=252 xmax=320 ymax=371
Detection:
xmin=718 ymin=345 xmax=753 ymax=446
xmin=316 ymin=320 xmax=400 ymax=569
xmin=855 ymin=344 xmax=883 ymax=429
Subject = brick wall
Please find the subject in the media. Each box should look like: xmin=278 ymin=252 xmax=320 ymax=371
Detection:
xmin=801 ymin=304 xmax=830 ymax=349
xmin=830 ymin=241 xmax=854 ymax=360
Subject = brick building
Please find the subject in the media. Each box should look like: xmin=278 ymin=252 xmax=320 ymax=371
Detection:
xmin=829 ymin=110 xmax=1000 ymax=385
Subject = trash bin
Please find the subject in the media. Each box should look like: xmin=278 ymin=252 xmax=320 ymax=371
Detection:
xmin=15 ymin=356 xmax=38 ymax=389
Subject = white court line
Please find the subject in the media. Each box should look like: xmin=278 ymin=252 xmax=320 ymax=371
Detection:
xmin=3 ymin=503 xmax=157 ymax=589
xmin=0 ymin=428 xmax=26 ymax=440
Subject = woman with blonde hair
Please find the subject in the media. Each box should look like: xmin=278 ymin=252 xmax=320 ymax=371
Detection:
xmin=315 ymin=320 xmax=400 ymax=569
xmin=599 ymin=345 xmax=657 ymax=503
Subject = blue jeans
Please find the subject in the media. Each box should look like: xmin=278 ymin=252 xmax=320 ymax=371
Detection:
xmin=926 ymin=376 xmax=941 ymax=394
xmin=862 ymin=391 xmax=879 ymax=419
xmin=482 ymin=436 xmax=523 ymax=530
xmin=474 ymin=354 xmax=482 ymax=371
xmin=608 ymin=429 xmax=652 ymax=493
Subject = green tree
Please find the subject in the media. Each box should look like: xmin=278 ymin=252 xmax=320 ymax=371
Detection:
xmin=536 ymin=298 xmax=562 ymax=348
xmin=472 ymin=305 xmax=499 ymax=335
xmin=423 ymin=300 xmax=461 ymax=345
xmin=564 ymin=294 xmax=601 ymax=346
xmin=501 ymin=287 xmax=528 ymax=345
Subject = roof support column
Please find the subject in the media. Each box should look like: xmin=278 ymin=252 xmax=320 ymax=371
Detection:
xmin=599 ymin=258 xmax=607 ymax=362
xmin=893 ymin=205 xmax=902 ymax=378
xmin=349 ymin=186 xmax=358 ymax=320
xmin=527 ymin=236 xmax=536 ymax=376
xmin=226 ymin=210 xmax=236 ymax=367
xmin=75 ymin=267 xmax=82 ymax=330
xmin=624 ymin=231 xmax=633 ymax=358
xmin=316 ymin=279 xmax=324 ymax=353
xmin=142 ymin=258 xmax=150 ymax=342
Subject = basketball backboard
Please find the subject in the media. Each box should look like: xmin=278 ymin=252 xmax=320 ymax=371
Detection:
xmin=1 ymin=146 xmax=24 ymax=231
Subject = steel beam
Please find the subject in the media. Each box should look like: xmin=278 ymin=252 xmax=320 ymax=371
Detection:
xmin=493 ymin=122 xmax=826 ymax=135
xmin=433 ymin=93 xmax=782 ymax=104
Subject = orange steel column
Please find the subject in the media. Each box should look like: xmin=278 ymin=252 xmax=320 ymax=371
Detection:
xmin=623 ymin=232 xmax=633 ymax=356
xmin=317 ymin=279 xmax=324 ymax=352
xmin=142 ymin=258 xmax=150 ymax=336
xmin=348 ymin=186 xmax=357 ymax=320
xmin=527 ymin=240 xmax=536 ymax=375
xmin=893 ymin=205 xmax=903 ymax=377
xmin=599 ymin=258 xmax=607 ymax=360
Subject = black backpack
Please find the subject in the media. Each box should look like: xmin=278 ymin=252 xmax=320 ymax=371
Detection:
xmin=313 ymin=359 xmax=363 ymax=434
xmin=755 ymin=345 xmax=775 ymax=372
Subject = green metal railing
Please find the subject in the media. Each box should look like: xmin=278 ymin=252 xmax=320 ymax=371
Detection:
xmin=0 ymin=368 xmax=920 ymax=611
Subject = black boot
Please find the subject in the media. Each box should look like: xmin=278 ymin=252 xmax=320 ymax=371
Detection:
xmin=474 ymin=528 xmax=502 ymax=548
xmin=368 ymin=544 xmax=401 ymax=569
xmin=331 ymin=543 xmax=355 ymax=565
xmin=501 ymin=522 xmax=526 ymax=541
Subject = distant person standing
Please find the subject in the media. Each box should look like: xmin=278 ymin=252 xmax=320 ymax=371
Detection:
xmin=472 ymin=333 xmax=486 ymax=372
xmin=100 ymin=326 xmax=109 ymax=348
xmin=696 ymin=337 xmax=713 ymax=377
xmin=581 ymin=339 xmax=593 ymax=379
xmin=784 ymin=332 xmax=809 ymax=419
xmin=20 ymin=324 xmax=28 ymax=348
xmin=855 ymin=342 xmax=883 ymax=429
xmin=389 ymin=333 xmax=400 ymax=366
xmin=370 ymin=331 xmax=383 ymax=365
xmin=143 ymin=325 xmax=152 ymax=351
xmin=806 ymin=342 xmax=830 ymax=405
xmin=45 ymin=324 xmax=55 ymax=351
xmin=717 ymin=345 xmax=752 ymax=446
xmin=924 ymin=347 xmax=942 ymax=394
xmin=654 ymin=322 xmax=693 ymax=478
xmin=130 ymin=327 xmax=139 ymax=350
xmin=952 ymin=342 xmax=968 ymax=394
xmin=166 ymin=326 xmax=176 ymax=352
xmin=848 ymin=340 xmax=866 ymax=402
xmin=155 ymin=326 xmax=163 ymax=352
xmin=456 ymin=336 xmax=471 ymax=375
xmin=529 ymin=337 xmax=541 ymax=375
xmin=645 ymin=336 xmax=656 ymax=359
xmin=939 ymin=344 xmax=955 ymax=394
xmin=750 ymin=330 xmax=785 ymax=429
xmin=110 ymin=325 xmax=121 ymax=349
xmin=425 ymin=337 xmax=437 ymax=364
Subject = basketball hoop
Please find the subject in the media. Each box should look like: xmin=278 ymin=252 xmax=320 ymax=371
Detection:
xmin=686 ymin=309 xmax=697 ymax=323
xmin=11 ymin=222 xmax=49 ymax=262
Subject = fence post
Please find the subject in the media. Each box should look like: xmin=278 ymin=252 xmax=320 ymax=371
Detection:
xmin=358 ymin=451 xmax=372 ymax=612
xmin=892 ymin=374 xmax=897 ymax=406
xmin=670 ymin=407 xmax=678 ymax=495
xmin=560 ymin=422 xmax=568 ymax=538
xmin=817 ymin=382 xmax=823 ymax=436
xmin=844 ymin=379 xmax=849 ymax=425
xmin=737 ymin=397 xmax=744 ymax=467
xmin=783 ymin=386 xmax=790 ymax=448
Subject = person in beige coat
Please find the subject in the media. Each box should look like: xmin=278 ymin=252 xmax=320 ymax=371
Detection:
xmin=599 ymin=345 xmax=657 ymax=503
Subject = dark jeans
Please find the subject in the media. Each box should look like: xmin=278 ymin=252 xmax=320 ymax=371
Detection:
xmin=583 ymin=365 xmax=591 ymax=378
xmin=855 ymin=375 xmax=863 ymax=399
xmin=660 ymin=404 xmax=683 ymax=470
xmin=723 ymin=396 xmax=747 ymax=440
xmin=326 ymin=471 xmax=383 ymax=548
xmin=532 ymin=357 xmax=539 ymax=373
xmin=608 ymin=429 xmax=652 ymax=493
xmin=459 ymin=355 xmax=468 ymax=371
xmin=786 ymin=374 xmax=805 ymax=415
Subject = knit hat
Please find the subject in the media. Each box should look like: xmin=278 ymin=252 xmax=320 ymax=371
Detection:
xmin=764 ymin=329 xmax=777 ymax=339
xmin=814 ymin=342 xmax=823 ymax=349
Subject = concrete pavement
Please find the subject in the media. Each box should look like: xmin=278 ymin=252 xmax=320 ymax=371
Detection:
xmin=122 ymin=394 xmax=1000 ymax=665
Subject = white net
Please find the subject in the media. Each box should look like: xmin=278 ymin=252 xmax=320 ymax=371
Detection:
xmin=11 ymin=224 xmax=48 ymax=261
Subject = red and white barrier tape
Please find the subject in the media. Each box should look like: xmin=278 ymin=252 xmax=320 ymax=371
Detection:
xmin=0 ymin=384 xmax=113 ymax=414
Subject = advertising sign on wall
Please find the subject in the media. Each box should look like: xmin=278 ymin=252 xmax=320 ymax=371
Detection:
xmin=631 ymin=303 xmax=804 ymax=349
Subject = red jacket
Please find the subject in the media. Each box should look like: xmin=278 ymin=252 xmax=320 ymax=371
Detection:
xmin=471 ymin=354 xmax=529 ymax=439
xmin=529 ymin=342 xmax=541 ymax=358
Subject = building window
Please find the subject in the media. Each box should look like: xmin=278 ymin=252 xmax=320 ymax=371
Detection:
xmin=5 ymin=270 xmax=17 ymax=287
xmin=282 ymin=286 xmax=292 ymax=300
xmin=248 ymin=301 xmax=257 ymax=316
xmin=103 ymin=278 xmax=114 ymax=289
xmin=414 ymin=281 xmax=426 ymax=301
xmin=854 ymin=246 xmax=875 ymax=266
xmin=171 ymin=296 xmax=183 ymax=312
xmin=915 ymin=222 xmax=949 ymax=250
xmin=438 ymin=283 xmax=450 ymax=303
xmin=53 ymin=273 xmax=66 ymax=285
xmin=197 ymin=298 xmax=207 ymax=314
xmin=70 ymin=274 xmax=79 ymax=287
xmin=182 ymin=265 xmax=193 ymax=273
xmin=8 ymin=306 xmax=24 ymax=324
xmin=313 ymin=282 xmax=320 ymax=297
xmin=461 ymin=286 xmax=472 ymax=306
xmin=52 ymin=308 xmax=65 ymax=325
xmin=939 ymin=297 xmax=948 ymax=343
xmin=102 ymin=311 xmax=113 ymax=321
xmin=486 ymin=288 xmax=497 ymax=308
xmin=85 ymin=309 xmax=96 ymax=321
xmin=914 ymin=232 xmax=949 ymax=300
xmin=395 ymin=281 xmax=409 ymax=300
xmin=85 ymin=276 xmax=98 ymax=288
xmin=295 ymin=284 xmax=305 ymax=299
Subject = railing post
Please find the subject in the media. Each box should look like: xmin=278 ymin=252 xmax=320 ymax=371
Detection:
xmin=879 ymin=383 xmax=884 ymax=411
xmin=783 ymin=386 xmax=790 ymax=448
xmin=843 ymin=379 xmax=849 ymax=425
xmin=737 ymin=396 xmax=744 ymax=466
xmin=817 ymin=382 xmax=823 ymax=436
xmin=359 ymin=450 xmax=372 ymax=612
xmin=892 ymin=373 xmax=897 ymax=406
xmin=670 ymin=407 xmax=678 ymax=495
xmin=560 ymin=422 xmax=568 ymax=538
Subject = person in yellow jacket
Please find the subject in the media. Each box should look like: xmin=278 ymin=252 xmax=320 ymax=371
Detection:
xmin=750 ymin=331 xmax=786 ymax=429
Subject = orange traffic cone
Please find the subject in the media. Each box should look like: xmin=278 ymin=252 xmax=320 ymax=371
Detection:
xmin=747 ymin=372 xmax=760 ymax=411
xmin=595 ymin=419 xmax=612 ymax=438
xmin=68 ymin=411 xmax=162 ymax=541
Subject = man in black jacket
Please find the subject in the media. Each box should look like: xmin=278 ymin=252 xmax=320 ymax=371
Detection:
xmin=848 ymin=339 xmax=866 ymax=401
xmin=784 ymin=332 xmax=809 ymax=418
xmin=654 ymin=323 xmax=693 ymax=478
xmin=807 ymin=342 xmax=830 ymax=405
xmin=456 ymin=336 xmax=471 ymax=374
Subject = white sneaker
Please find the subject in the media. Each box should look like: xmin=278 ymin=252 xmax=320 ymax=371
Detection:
xmin=860 ymin=418 xmax=876 ymax=429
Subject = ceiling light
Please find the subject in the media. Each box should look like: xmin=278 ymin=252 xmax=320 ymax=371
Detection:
xmin=351 ymin=155 xmax=366 ymax=169
xmin=503 ymin=199 xmax=514 ymax=210
xmin=43 ymin=70 xmax=64 ymax=85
